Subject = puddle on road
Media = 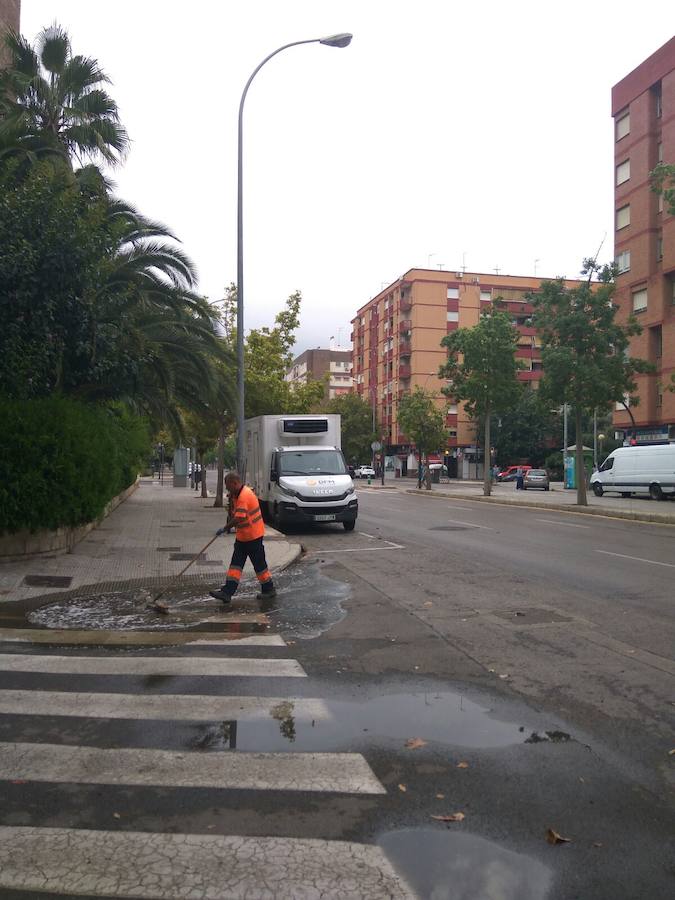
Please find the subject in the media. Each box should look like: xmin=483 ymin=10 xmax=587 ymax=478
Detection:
xmin=25 ymin=561 xmax=348 ymax=638
xmin=185 ymin=689 xmax=527 ymax=753
xmin=379 ymin=829 xmax=553 ymax=900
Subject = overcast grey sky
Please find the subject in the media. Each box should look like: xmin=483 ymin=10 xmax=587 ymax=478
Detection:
xmin=21 ymin=2 xmax=675 ymax=354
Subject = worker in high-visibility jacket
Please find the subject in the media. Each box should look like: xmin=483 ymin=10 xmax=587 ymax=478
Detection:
xmin=210 ymin=472 xmax=276 ymax=603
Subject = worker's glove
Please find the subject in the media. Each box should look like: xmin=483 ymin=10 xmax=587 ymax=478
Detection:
xmin=215 ymin=527 xmax=227 ymax=537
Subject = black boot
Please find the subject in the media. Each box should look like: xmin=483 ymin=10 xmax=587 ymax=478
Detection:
xmin=209 ymin=588 xmax=232 ymax=603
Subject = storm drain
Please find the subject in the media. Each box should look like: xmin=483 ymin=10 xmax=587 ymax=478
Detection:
xmin=428 ymin=525 xmax=471 ymax=532
xmin=169 ymin=553 xmax=206 ymax=561
xmin=23 ymin=575 xmax=73 ymax=588
xmin=156 ymin=547 xmax=181 ymax=552
xmin=492 ymin=608 xmax=572 ymax=625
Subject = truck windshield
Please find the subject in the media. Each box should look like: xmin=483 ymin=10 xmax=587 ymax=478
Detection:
xmin=278 ymin=450 xmax=347 ymax=476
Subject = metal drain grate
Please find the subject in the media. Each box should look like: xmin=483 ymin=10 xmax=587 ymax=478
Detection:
xmin=169 ymin=553 xmax=206 ymax=561
xmin=157 ymin=547 xmax=181 ymax=552
xmin=23 ymin=575 xmax=73 ymax=588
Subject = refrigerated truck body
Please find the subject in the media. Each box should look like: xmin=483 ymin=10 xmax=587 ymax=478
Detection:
xmin=244 ymin=415 xmax=358 ymax=531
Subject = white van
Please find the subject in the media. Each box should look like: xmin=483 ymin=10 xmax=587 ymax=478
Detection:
xmin=590 ymin=445 xmax=675 ymax=500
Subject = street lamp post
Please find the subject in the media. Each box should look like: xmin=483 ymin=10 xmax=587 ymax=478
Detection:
xmin=235 ymin=33 xmax=353 ymax=476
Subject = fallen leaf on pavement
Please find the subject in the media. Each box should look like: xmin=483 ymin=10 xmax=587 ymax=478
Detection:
xmin=546 ymin=828 xmax=571 ymax=845
xmin=113 ymin=813 xmax=121 ymax=819
xmin=398 ymin=784 xmax=407 ymax=792
xmin=592 ymin=842 xmax=603 ymax=848
xmin=423 ymin=601 xmax=433 ymax=608
xmin=668 ymin=749 xmax=675 ymax=756
xmin=436 ymin=793 xmax=445 ymax=799
xmin=405 ymin=737 xmax=427 ymax=750
xmin=456 ymin=761 xmax=469 ymax=769
xmin=431 ymin=812 xmax=465 ymax=823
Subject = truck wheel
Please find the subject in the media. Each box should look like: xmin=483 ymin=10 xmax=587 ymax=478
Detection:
xmin=649 ymin=483 xmax=663 ymax=501
xmin=592 ymin=483 xmax=603 ymax=497
xmin=343 ymin=521 xmax=356 ymax=532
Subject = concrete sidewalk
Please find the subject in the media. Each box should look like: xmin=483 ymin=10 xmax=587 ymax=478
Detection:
xmin=0 ymin=478 xmax=301 ymax=604
xmin=360 ymin=476 xmax=675 ymax=524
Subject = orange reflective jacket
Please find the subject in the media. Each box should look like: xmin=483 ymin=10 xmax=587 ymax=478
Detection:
xmin=231 ymin=485 xmax=265 ymax=541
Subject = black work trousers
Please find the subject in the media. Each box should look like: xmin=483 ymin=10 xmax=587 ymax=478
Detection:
xmin=223 ymin=538 xmax=274 ymax=597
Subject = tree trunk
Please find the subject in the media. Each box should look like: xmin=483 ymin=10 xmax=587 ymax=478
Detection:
xmin=200 ymin=449 xmax=208 ymax=498
xmin=483 ymin=408 xmax=491 ymax=497
xmin=575 ymin=407 xmax=587 ymax=506
xmin=213 ymin=420 xmax=225 ymax=508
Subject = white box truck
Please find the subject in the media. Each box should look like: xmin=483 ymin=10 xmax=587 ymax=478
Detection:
xmin=244 ymin=414 xmax=358 ymax=530
xmin=590 ymin=444 xmax=675 ymax=500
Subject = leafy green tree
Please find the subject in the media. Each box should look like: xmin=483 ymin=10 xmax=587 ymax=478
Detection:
xmin=326 ymin=393 xmax=376 ymax=464
xmin=0 ymin=24 xmax=128 ymax=169
xmin=219 ymin=285 xmax=325 ymax=417
xmin=397 ymin=387 xmax=447 ymax=489
xmin=651 ymin=162 xmax=675 ymax=216
xmin=530 ymin=260 xmax=653 ymax=505
xmin=439 ymin=308 xmax=522 ymax=496
xmin=479 ymin=390 xmax=560 ymax=468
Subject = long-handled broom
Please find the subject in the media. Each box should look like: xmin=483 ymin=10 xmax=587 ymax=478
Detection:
xmin=151 ymin=534 xmax=220 ymax=613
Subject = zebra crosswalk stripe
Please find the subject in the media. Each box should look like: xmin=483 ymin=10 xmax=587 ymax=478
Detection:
xmin=0 ymin=653 xmax=305 ymax=677
xmin=0 ymin=689 xmax=329 ymax=721
xmin=0 ymin=627 xmax=286 ymax=646
xmin=0 ymin=742 xmax=387 ymax=794
xmin=0 ymin=826 xmax=414 ymax=899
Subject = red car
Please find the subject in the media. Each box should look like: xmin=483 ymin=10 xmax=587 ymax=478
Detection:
xmin=497 ymin=465 xmax=532 ymax=482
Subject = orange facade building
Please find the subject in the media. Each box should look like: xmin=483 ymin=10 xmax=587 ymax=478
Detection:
xmin=351 ymin=268 xmax=584 ymax=474
xmin=612 ymin=36 xmax=675 ymax=446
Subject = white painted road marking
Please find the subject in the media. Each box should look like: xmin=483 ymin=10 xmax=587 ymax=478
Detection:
xmin=0 ymin=743 xmax=387 ymax=794
xmin=0 ymin=654 xmax=306 ymax=677
xmin=0 ymin=629 xmax=285 ymax=646
xmin=0 ymin=827 xmax=414 ymax=899
xmin=0 ymin=690 xmax=330 ymax=722
xmin=595 ymin=550 xmax=675 ymax=569
xmin=311 ymin=539 xmax=404 ymax=554
xmin=536 ymin=518 xmax=590 ymax=529
xmin=441 ymin=519 xmax=491 ymax=529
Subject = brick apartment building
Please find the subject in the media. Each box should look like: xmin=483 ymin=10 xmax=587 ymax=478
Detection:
xmin=351 ymin=268 xmax=584 ymax=477
xmin=0 ymin=0 xmax=20 ymax=69
xmin=285 ymin=347 xmax=353 ymax=400
xmin=612 ymin=36 xmax=675 ymax=446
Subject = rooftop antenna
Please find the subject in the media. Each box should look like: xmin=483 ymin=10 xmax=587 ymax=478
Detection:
xmin=336 ymin=327 xmax=344 ymax=348
xmin=494 ymin=264 xmax=501 ymax=275
xmin=427 ymin=253 xmax=437 ymax=268
xmin=461 ymin=251 xmax=467 ymax=275
xmin=437 ymin=262 xmax=445 ymax=270
xmin=534 ymin=259 xmax=540 ymax=276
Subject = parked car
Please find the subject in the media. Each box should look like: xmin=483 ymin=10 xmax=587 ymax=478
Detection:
xmin=497 ymin=465 xmax=532 ymax=482
xmin=347 ymin=464 xmax=356 ymax=478
xmin=355 ymin=465 xmax=376 ymax=479
xmin=523 ymin=468 xmax=550 ymax=491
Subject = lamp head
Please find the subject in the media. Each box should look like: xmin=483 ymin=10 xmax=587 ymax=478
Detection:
xmin=320 ymin=33 xmax=353 ymax=48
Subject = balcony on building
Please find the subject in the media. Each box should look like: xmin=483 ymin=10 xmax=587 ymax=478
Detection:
xmin=399 ymin=319 xmax=412 ymax=333
xmin=398 ymin=363 xmax=411 ymax=379
xmin=399 ymin=339 xmax=412 ymax=357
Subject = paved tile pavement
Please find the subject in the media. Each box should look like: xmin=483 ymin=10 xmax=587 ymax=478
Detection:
xmin=0 ymin=478 xmax=300 ymax=603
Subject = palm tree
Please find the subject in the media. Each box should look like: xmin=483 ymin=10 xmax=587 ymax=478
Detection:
xmin=0 ymin=23 xmax=128 ymax=168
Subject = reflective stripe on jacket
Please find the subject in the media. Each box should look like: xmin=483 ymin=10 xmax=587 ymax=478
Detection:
xmin=231 ymin=485 xmax=265 ymax=541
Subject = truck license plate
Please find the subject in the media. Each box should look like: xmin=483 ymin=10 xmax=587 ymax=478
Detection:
xmin=314 ymin=514 xmax=336 ymax=521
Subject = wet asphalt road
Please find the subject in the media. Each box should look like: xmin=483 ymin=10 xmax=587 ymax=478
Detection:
xmin=1 ymin=487 xmax=673 ymax=898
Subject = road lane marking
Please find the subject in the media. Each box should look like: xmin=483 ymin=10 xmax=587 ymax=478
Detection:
xmin=0 ymin=654 xmax=306 ymax=677
xmin=0 ymin=743 xmax=387 ymax=794
xmin=358 ymin=531 xmax=377 ymax=538
xmin=595 ymin=550 xmax=675 ymax=569
xmin=0 ymin=690 xmax=329 ymax=721
xmin=309 ymin=539 xmax=404 ymax=554
xmin=536 ymin=518 xmax=590 ymax=529
xmin=0 ymin=629 xmax=285 ymax=646
xmin=440 ymin=519 xmax=491 ymax=529
xmin=0 ymin=828 xmax=413 ymax=898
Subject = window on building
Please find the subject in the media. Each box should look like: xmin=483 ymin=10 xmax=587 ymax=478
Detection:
xmin=657 ymin=236 xmax=663 ymax=262
xmin=447 ymin=403 xmax=458 ymax=414
xmin=653 ymin=82 xmax=662 ymax=118
xmin=479 ymin=290 xmax=492 ymax=302
xmin=632 ymin=288 xmax=647 ymax=313
xmin=669 ymin=275 xmax=675 ymax=305
xmin=650 ymin=325 xmax=662 ymax=360
xmin=615 ymin=110 xmax=630 ymax=140
xmin=616 ymin=204 xmax=630 ymax=230
xmin=657 ymin=142 xmax=663 ymax=163
xmin=656 ymin=382 xmax=663 ymax=408
xmin=616 ymin=159 xmax=630 ymax=185
xmin=447 ymin=287 xmax=459 ymax=299
xmin=658 ymin=193 xmax=664 ymax=214
xmin=447 ymin=311 xmax=459 ymax=322
xmin=616 ymin=250 xmax=630 ymax=273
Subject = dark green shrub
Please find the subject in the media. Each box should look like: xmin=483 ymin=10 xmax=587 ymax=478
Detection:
xmin=0 ymin=397 xmax=149 ymax=534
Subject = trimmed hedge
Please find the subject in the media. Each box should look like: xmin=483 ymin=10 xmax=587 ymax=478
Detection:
xmin=0 ymin=398 xmax=149 ymax=534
